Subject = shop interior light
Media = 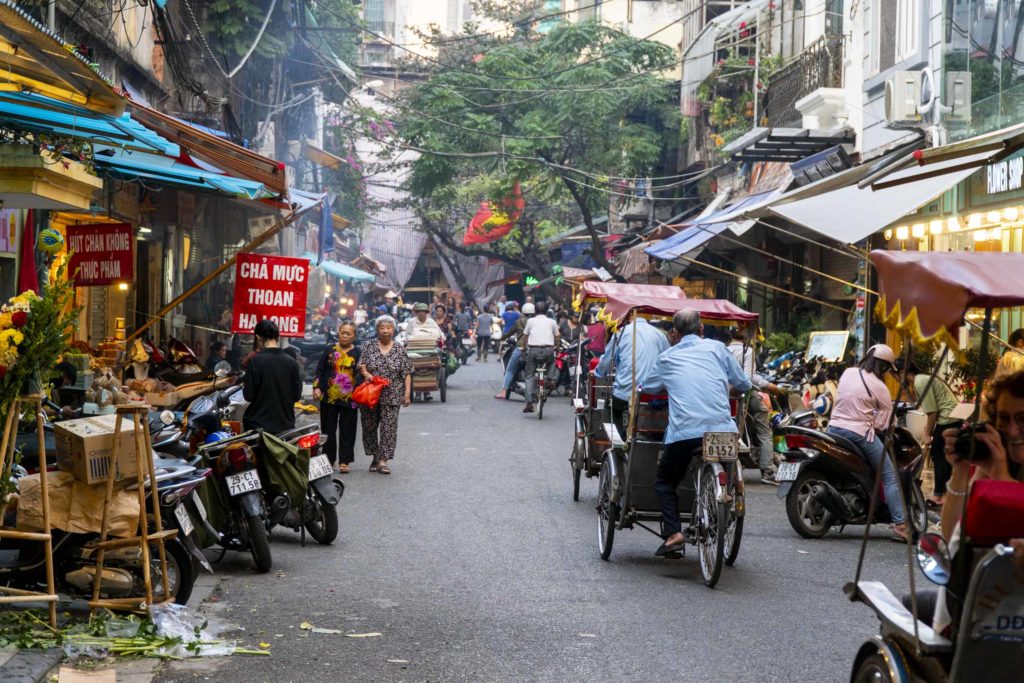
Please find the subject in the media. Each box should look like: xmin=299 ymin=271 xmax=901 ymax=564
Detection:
xmin=947 ymin=216 xmax=961 ymax=231
xmin=883 ymin=229 xmax=893 ymax=240
xmin=1003 ymin=207 xmax=1020 ymax=222
xmin=911 ymin=223 xmax=926 ymax=238
xmin=929 ymin=220 xmax=943 ymax=235
xmin=968 ymin=213 xmax=983 ymax=228
xmin=992 ymin=226 xmax=1003 ymax=239
xmin=138 ymin=226 xmax=152 ymax=234
xmin=739 ymin=276 xmax=749 ymax=284
xmin=986 ymin=210 xmax=1002 ymax=224
xmin=895 ymin=225 xmax=909 ymax=240
xmin=324 ymin=284 xmax=332 ymax=294
xmin=974 ymin=229 xmax=988 ymax=242
xmin=117 ymin=282 xmax=129 ymax=291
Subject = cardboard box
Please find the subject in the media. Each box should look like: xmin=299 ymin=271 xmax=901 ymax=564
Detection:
xmin=55 ymin=414 xmax=141 ymax=486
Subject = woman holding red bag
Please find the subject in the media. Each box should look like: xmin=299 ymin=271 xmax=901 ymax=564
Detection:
xmin=357 ymin=315 xmax=413 ymax=474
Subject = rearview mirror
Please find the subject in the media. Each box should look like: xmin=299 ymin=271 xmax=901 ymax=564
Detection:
xmin=214 ymin=361 xmax=232 ymax=377
xmin=159 ymin=410 xmax=176 ymax=426
xmin=916 ymin=532 xmax=952 ymax=586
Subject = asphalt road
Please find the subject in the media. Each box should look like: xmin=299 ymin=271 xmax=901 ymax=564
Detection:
xmin=156 ymin=360 xmax=915 ymax=683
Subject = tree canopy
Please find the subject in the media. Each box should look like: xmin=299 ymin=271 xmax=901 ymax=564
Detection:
xmin=393 ymin=3 xmax=681 ymax=284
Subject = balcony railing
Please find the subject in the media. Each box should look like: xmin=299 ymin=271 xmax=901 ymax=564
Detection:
xmin=764 ymin=35 xmax=845 ymax=128
xmin=365 ymin=21 xmax=395 ymax=38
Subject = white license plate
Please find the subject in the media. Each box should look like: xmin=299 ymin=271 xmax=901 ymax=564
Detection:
xmin=226 ymin=470 xmax=262 ymax=496
xmin=308 ymin=454 xmax=333 ymax=480
xmin=703 ymin=432 xmax=739 ymax=462
xmin=776 ymin=462 xmax=801 ymax=482
xmin=174 ymin=503 xmax=194 ymax=536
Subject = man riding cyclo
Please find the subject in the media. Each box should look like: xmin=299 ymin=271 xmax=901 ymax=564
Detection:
xmin=595 ymin=313 xmax=669 ymax=439
xmin=641 ymin=309 xmax=751 ymax=557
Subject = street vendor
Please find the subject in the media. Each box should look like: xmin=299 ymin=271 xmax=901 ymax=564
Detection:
xmin=408 ymin=302 xmax=445 ymax=340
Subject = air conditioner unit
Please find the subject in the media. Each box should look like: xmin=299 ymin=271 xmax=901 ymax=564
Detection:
xmin=884 ymin=71 xmax=923 ymax=126
xmin=945 ymin=71 xmax=972 ymax=124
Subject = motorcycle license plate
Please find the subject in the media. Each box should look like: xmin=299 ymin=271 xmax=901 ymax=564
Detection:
xmin=569 ymin=365 xmax=577 ymax=377
xmin=776 ymin=462 xmax=801 ymax=482
xmin=174 ymin=503 xmax=194 ymax=537
xmin=308 ymin=454 xmax=333 ymax=480
xmin=226 ymin=470 xmax=262 ymax=496
xmin=703 ymin=432 xmax=738 ymax=462
xmin=191 ymin=491 xmax=207 ymax=520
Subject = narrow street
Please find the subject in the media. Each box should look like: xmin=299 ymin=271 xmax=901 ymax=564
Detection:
xmin=158 ymin=361 xmax=911 ymax=683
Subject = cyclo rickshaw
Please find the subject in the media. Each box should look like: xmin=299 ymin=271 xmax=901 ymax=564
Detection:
xmin=571 ymin=282 xmax=760 ymax=588
xmin=844 ymin=251 xmax=1024 ymax=682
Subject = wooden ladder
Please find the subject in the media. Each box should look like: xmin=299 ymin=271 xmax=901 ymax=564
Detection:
xmin=89 ymin=404 xmax=177 ymax=613
xmin=0 ymin=395 xmax=58 ymax=628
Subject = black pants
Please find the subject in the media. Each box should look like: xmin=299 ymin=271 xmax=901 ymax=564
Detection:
xmin=931 ymin=420 xmax=961 ymax=495
xmin=476 ymin=335 xmax=491 ymax=359
xmin=611 ymin=396 xmax=629 ymax=441
xmin=654 ymin=438 xmax=703 ymax=537
xmin=321 ymin=401 xmax=358 ymax=465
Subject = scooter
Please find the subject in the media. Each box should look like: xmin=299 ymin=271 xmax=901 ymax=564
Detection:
xmin=847 ymin=480 xmax=1024 ymax=682
xmin=0 ymin=467 xmax=198 ymax=604
xmin=776 ymin=404 xmax=929 ymax=538
xmin=292 ymin=329 xmax=337 ymax=382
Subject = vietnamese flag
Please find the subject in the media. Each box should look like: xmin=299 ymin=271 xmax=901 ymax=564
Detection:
xmin=463 ymin=183 xmax=525 ymax=246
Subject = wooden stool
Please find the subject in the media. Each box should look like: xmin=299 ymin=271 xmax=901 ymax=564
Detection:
xmin=89 ymin=404 xmax=177 ymax=613
xmin=0 ymin=395 xmax=58 ymax=628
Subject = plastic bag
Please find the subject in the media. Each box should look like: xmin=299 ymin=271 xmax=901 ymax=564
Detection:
xmin=352 ymin=376 xmax=389 ymax=409
xmin=150 ymin=602 xmax=236 ymax=657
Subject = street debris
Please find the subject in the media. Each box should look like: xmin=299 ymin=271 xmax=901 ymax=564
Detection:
xmin=300 ymin=621 xmax=381 ymax=637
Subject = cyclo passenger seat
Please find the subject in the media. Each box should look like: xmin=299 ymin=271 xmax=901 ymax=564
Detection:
xmin=962 ymin=479 xmax=1024 ymax=546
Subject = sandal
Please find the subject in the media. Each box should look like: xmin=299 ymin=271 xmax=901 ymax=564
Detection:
xmin=338 ymin=464 xmax=350 ymax=474
xmin=377 ymin=462 xmax=391 ymax=475
xmin=369 ymin=461 xmax=379 ymax=472
xmin=890 ymin=524 xmax=910 ymax=543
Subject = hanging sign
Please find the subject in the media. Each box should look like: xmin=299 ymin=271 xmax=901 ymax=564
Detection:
xmin=67 ymin=223 xmax=134 ymax=286
xmin=231 ymin=253 xmax=309 ymax=337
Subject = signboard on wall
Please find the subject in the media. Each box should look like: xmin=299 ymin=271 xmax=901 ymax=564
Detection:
xmin=231 ymin=253 xmax=308 ymax=337
xmin=67 ymin=223 xmax=134 ymax=286
xmin=0 ymin=209 xmax=18 ymax=254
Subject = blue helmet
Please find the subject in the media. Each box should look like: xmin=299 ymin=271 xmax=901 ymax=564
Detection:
xmin=770 ymin=412 xmax=791 ymax=431
xmin=204 ymin=430 xmax=233 ymax=445
xmin=811 ymin=394 xmax=833 ymax=416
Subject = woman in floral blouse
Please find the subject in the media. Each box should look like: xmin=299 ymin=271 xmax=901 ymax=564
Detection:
xmin=314 ymin=321 xmax=361 ymax=473
xmin=357 ymin=315 xmax=412 ymax=475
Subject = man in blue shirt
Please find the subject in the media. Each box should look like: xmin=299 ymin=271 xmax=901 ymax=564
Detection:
xmin=595 ymin=317 xmax=669 ymax=438
xmin=501 ymin=302 xmax=521 ymax=336
xmin=641 ymin=309 xmax=751 ymax=556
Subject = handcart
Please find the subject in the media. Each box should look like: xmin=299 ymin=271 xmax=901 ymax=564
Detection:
xmin=406 ymin=337 xmax=447 ymax=403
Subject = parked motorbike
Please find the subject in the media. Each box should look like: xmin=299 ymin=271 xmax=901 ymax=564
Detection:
xmin=776 ymin=404 xmax=928 ymax=538
xmin=292 ymin=330 xmax=337 ymax=382
xmin=0 ymin=467 xmax=198 ymax=604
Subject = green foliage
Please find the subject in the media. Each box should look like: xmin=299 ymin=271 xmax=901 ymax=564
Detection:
xmin=393 ymin=6 xmax=680 ymax=272
xmin=764 ymin=332 xmax=803 ymax=356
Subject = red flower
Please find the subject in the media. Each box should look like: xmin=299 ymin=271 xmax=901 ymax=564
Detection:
xmin=748 ymin=58 xmax=755 ymax=66
xmin=0 ymin=366 xmax=6 ymax=379
xmin=11 ymin=310 xmax=27 ymax=328
xmin=739 ymin=21 xmax=747 ymax=29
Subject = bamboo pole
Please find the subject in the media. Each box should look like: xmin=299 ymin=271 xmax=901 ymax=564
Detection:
xmin=124 ymin=205 xmax=313 ymax=346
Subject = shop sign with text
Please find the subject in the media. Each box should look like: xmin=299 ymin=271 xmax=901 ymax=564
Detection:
xmin=67 ymin=223 xmax=134 ymax=286
xmin=231 ymin=254 xmax=308 ymax=337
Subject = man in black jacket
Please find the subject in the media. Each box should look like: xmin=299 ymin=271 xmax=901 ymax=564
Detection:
xmin=243 ymin=319 xmax=303 ymax=434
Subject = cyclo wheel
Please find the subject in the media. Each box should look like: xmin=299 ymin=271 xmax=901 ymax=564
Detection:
xmin=694 ymin=464 xmax=725 ymax=587
xmin=597 ymin=457 xmax=618 ymax=560
xmin=438 ymin=365 xmax=447 ymax=403
xmin=571 ymin=436 xmax=585 ymax=502
xmin=724 ymin=464 xmax=743 ymax=566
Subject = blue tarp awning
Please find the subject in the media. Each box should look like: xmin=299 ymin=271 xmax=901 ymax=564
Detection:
xmin=94 ymin=147 xmax=269 ymax=199
xmin=645 ymin=190 xmax=780 ymax=260
xmin=302 ymin=253 xmax=375 ymax=283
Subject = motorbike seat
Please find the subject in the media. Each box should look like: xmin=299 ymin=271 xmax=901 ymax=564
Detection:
xmin=789 ymin=426 xmax=862 ymax=456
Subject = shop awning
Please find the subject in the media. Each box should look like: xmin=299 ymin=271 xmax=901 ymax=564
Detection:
xmin=302 ymin=253 xmax=375 ymax=283
xmin=862 ymin=122 xmax=1024 ymax=190
xmin=766 ymin=158 xmax=977 ymax=244
xmin=645 ymin=190 xmax=784 ymax=260
xmin=302 ymin=142 xmax=347 ymax=170
xmin=0 ymin=0 xmax=124 ymax=114
xmin=128 ymin=100 xmax=288 ymax=196
xmin=94 ymin=147 xmax=270 ymax=199
xmin=0 ymin=91 xmax=174 ymax=154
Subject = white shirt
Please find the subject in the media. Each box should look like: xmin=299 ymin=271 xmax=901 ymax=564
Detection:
xmin=354 ymin=309 xmax=367 ymax=325
xmin=408 ymin=316 xmax=444 ymax=340
xmin=727 ymin=341 xmax=768 ymax=390
xmin=523 ymin=316 xmax=560 ymax=347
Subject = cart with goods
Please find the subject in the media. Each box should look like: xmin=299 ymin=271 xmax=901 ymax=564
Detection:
xmin=406 ymin=336 xmax=447 ymax=402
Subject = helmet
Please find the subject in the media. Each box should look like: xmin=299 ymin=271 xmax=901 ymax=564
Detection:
xmin=204 ymin=430 xmax=233 ymax=445
xmin=867 ymin=344 xmax=896 ymax=364
xmin=770 ymin=412 xmax=791 ymax=431
xmin=811 ymin=393 xmax=833 ymax=416
xmin=522 ymin=303 xmax=536 ymax=315
xmin=413 ymin=302 xmax=429 ymax=312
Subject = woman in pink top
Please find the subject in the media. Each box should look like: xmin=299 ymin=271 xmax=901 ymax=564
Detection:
xmin=827 ymin=344 xmax=908 ymax=541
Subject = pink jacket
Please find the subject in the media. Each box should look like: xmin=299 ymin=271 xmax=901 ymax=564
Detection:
xmin=829 ymin=367 xmax=892 ymax=441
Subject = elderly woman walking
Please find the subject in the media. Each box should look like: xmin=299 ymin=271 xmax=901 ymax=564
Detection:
xmin=357 ymin=315 xmax=413 ymax=474
xmin=313 ymin=321 xmax=361 ymax=474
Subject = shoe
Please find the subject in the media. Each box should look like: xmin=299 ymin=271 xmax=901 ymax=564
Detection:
xmin=495 ymin=392 xmax=507 ymax=399
xmin=760 ymin=470 xmax=780 ymax=486
xmin=523 ymin=404 xmax=535 ymax=413
xmin=655 ymin=539 xmax=686 ymax=557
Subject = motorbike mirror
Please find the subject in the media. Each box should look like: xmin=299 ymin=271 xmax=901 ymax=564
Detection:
xmin=214 ymin=361 xmax=232 ymax=377
xmin=915 ymin=532 xmax=952 ymax=586
xmin=159 ymin=410 xmax=176 ymax=426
